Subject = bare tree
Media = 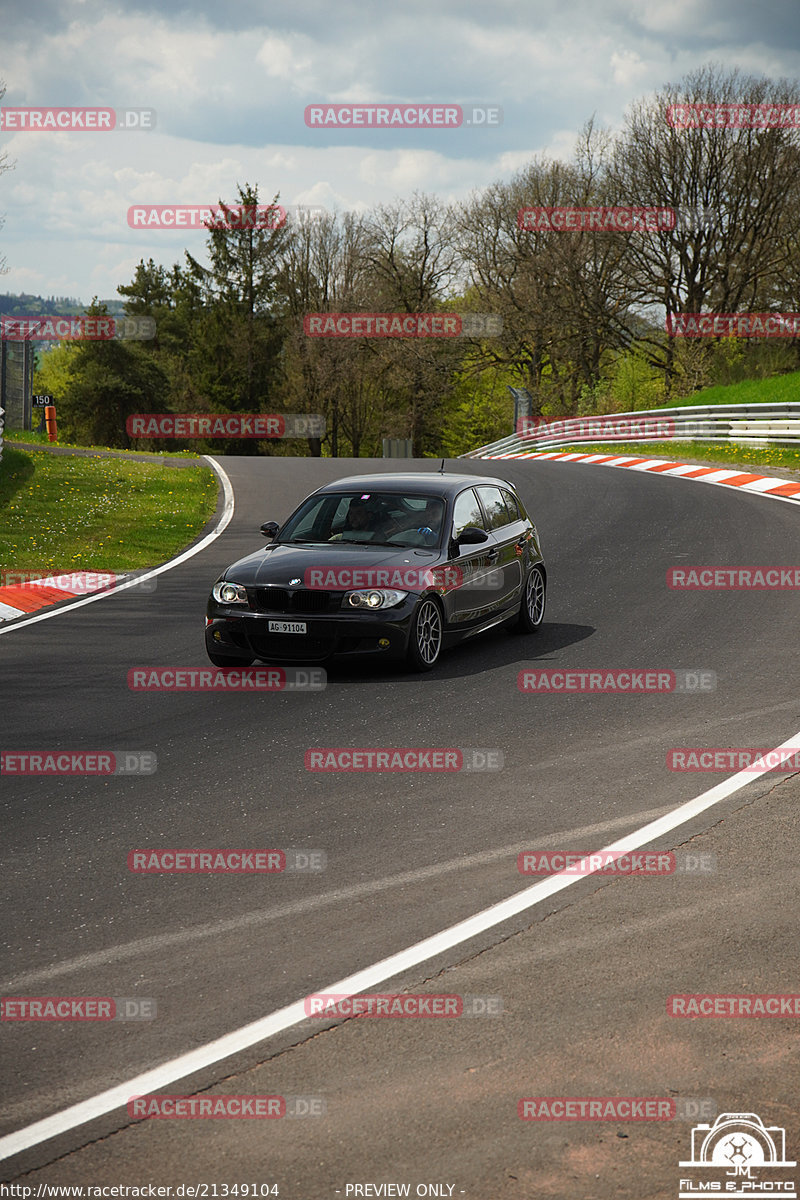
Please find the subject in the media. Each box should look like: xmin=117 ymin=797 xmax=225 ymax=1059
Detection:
xmin=607 ymin=63 xmax=800 ymax=389
xmin=454 ymin=137 xmax=636 ymax=414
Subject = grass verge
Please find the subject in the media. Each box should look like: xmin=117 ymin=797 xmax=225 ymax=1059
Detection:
xmin=0 ymin=446 xmax=218 ymax=573
xmin=3 ymin=428 xmax=202 ymax=458
xmin=663 ymin=371 xmax=800 ymax=409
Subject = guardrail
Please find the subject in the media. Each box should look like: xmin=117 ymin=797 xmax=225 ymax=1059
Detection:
xmin=0 ymin=405 xmax=4 ymax=465
xmin=460 ymin=402 xmax=800 ymax=459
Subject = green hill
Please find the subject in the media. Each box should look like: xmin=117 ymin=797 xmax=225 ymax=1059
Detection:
xmin=667 ymin=372 xmax=800 ymax=408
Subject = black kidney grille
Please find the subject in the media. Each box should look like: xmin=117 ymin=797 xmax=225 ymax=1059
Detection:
xmin=253 ymin=587 xmax=290 ymax=612
xmin=290 ymin=589 xmax=335 ymax=613
xmin=252 ymin=587 xmax=339 ymax=613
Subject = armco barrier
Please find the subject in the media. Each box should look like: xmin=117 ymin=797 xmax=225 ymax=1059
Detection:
xmin=460 ymin=402 xmax=800 ymax=459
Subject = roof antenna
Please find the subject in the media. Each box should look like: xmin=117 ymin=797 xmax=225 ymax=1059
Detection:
xmin=439 ymin=458 xmax=445 ymax=473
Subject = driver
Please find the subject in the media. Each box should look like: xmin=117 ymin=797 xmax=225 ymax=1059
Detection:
xmin=416 ymin=500 xmax=443 ymax=540
xmin=330 ymin=498 xmax=375 ymax=541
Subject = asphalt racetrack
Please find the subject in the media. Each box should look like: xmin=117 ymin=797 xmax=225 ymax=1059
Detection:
xmin=2 ymin=455 xmax=799 ymax=1197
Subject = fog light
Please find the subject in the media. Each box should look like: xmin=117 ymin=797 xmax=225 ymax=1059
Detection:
xmin=213 ymin=630 xmax=222 ymax=642
xmin=378 ymin=638 xmax=390 ymax=648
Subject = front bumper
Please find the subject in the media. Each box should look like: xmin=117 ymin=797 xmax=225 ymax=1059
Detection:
xmin=205 ymin=597 xmax=419 ymax=663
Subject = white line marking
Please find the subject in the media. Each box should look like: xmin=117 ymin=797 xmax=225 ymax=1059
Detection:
xmin=0 ymin=457 xmax=233 ymax=637
xmin=2 ymin=732 xmax=799 ymax=1162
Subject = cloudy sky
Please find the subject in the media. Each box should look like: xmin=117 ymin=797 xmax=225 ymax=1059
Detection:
xmin=2 ymin=0 xmax=800 ymax=305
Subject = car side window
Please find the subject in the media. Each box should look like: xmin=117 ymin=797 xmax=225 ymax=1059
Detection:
xmin=500 ymin=487 xmax=521 ymax=522
xmin=477 ymin=486 xmax=509 ymax=531
xmin=452 ymin=489 xmax=485 ymax=538
xmin=288 ymin=499 xmax=327 ymax=540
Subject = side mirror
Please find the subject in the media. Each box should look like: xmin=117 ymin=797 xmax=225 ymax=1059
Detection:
xmin=260 ymin=521 xmax=279 ymax=539
xmin=457 ymin=526 xmax=489 ymax=545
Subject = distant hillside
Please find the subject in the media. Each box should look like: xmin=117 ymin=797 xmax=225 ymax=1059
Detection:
xmin=0 ymin=293 xmax=127 ymax=316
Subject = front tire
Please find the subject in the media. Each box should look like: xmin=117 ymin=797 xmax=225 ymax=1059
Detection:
xmin=405 ymin=596 xmax=443 ymax=672
xmin=514 ymin=565 xmax=546 ymax=633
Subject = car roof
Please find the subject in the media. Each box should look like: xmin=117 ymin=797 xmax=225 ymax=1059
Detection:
xmin=314 ymin=472 xmax=516 ymax=498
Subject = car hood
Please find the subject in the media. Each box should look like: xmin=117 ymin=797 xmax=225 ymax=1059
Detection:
xmin=222 ymin=542 xmax=440 ymax=586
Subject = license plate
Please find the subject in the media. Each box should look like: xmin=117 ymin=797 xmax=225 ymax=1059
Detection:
xmin=268 ymin=620 xmax=307 ymax=634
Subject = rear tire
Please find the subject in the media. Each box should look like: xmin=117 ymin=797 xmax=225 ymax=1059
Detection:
xmin=405 ymin=597 xmax=443 ymax=672
xmin=513 ymin=565 xmax=546 ymax=633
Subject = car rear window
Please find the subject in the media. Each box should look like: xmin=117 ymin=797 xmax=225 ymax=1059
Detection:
xmin=477 ymin=485 xmax=510 ymax=531
xmin=501 ymin=487 xmax=521 ymax=521
xmin=452 ymin=488 xmax=485 ymax=537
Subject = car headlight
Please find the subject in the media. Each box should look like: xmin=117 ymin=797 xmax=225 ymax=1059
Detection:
xmin=212 ymin=581 xmax=249 ymax=605
xmin=344 ymin=589 xmax=407 ymax=610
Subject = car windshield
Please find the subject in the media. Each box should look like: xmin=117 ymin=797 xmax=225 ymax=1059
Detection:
xmin=281 ymin=492 xmax=447 ymax=549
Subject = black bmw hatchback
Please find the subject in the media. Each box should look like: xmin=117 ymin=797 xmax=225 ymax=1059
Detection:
xmin=205 ymin=472 xmax=546 ymax=672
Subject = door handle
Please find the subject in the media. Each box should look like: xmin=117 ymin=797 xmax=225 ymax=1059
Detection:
xmin=486 ymin=549 xmax=500 ymax=563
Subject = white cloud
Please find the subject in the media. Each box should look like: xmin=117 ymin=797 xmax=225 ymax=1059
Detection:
xmin=610 ymin=49 xmax=651 ymax=87
xmin=255 ymin=34 xmax=317 ymax=88
xmin=2 ymin=0 xmax=798 ymax=300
